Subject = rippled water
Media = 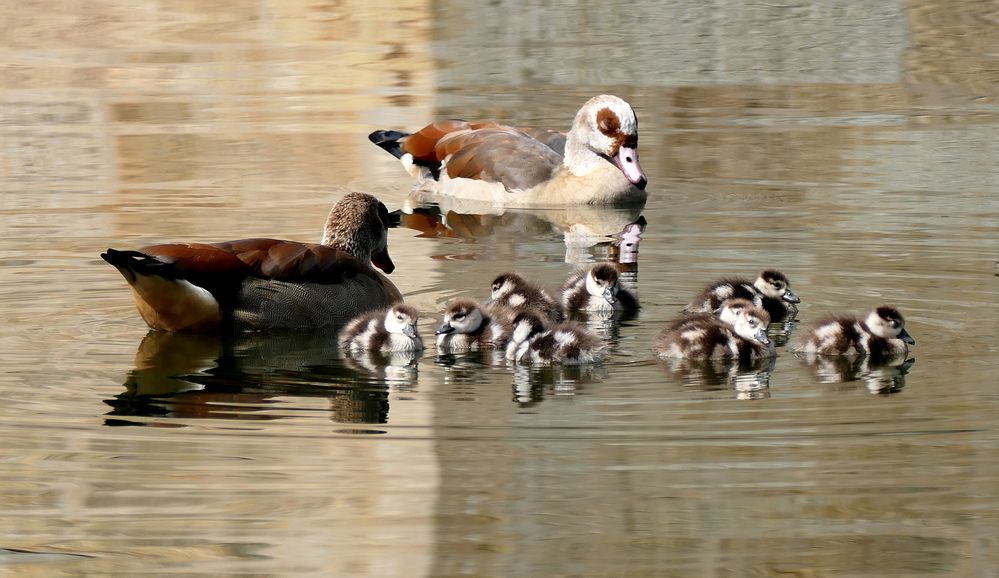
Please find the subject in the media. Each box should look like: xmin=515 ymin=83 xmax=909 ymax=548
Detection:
xmin=2 ymin=0 xmax=998 ymax=575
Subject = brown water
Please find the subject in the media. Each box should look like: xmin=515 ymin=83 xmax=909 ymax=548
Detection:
xmin=2 ymin=0 xmax=998 ymax=575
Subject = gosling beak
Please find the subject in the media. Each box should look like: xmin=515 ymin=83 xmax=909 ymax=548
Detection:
xmin=403 ymin=324 xmax=418 ymax=340
xmin=755 ymin=328 xmax=771 ymax=345
xmin=782 ymin=289 xmax=801 ymax=304
xmin=898 ymin=327 xmax=915 ymax=345
xmin=603 ymin=288 xmax=617 ymax=305
xmin=435 ymin=321 xmax=454 ymax=335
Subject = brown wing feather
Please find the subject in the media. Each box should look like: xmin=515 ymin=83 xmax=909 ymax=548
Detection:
xmin=438 ymin=128 xmax=562 ymax=190
xmin=399 ymin=120 xmax=473 ymax=166
xmin=209 ymin=239 xmax=381 ymax=285
xmin=141 ymin=243 xmax=256 ymax=275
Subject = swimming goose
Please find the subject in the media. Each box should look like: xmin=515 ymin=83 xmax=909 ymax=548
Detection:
xmin=654 ymin=305 xmax=774 ymax=360
xmin=370 ymin=95 xmax=647 ymax=207
xmin=561 ymin=263 xmax=640 ymax=313
xmin=683 ymin=269 xmax=800 ymax=322
xmin=795 ymin=305 xmax=915 ymax=359
xmin=506 ymin=311 xmax=606 ymax=365
xmin=435 ymin=299 xmax=511 ymax=351
xmin=338 ymin=304 xmax=423 ymax=353
xmin=488 ymin=272 xmax=564 ymax=324
xmin=101 ymin=192 xmax=403 ymax=332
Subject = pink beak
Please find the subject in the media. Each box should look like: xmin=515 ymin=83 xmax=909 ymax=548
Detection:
xmin=614 ymin=146 xmax=647 ymax=190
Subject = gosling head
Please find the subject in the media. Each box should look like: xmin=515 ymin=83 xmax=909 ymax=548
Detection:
xmin=865 ymin=306 xmax=915 ymax=344
xmin=715 ymin=297 xmax=757 ymax=326
xmin=732 ymin=305 xmax=772 ymax=345
xmin=585 ymin=263 xmax=621 ymax=305
xmin=490 ymin=272 xmax=528 ymax=301
xmin=755 ymin=269 xmax=800 ymax=304
xmin=436 ymin=299 xmax=485 ymax=336
xmin=384 ymin=304 xmax=420 ymax=340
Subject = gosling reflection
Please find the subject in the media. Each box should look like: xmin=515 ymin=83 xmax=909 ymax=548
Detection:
xmin=511 ymin=363 xmax=608 ymax=406
xmin=800 ymin=354 xmax=915 ymax=394
xmin=657 ymin=356 xmax=776 ymax=400
xmin=394 ymin=198 xmax=646 ymax=264
xmin=105 ymin=331 xmax=417 ymax=425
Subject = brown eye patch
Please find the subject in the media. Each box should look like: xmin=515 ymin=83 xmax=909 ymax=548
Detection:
xmin=596 ymin=107 xmax=620 ymax=137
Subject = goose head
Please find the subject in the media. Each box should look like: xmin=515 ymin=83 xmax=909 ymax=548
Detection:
xmin=755 ymin=269 xmax=799 ymax=303
xmin=732 ymin=306 xmax=771 ymax=345
xmin=437 ymin=299 xmax=486 ymax=335
xmin=715 ymin=297 xmax=756 ymax=326
xmin=321 ymin=192 xmax=395 ymax=273
xmin=865 ymin=306 xmax=915 ymax=344
xmin=565 ymin=95 xmax=646 ymax=190
xmin=384 ymin=304 xmax=420 ymax=340
xmin=490 ymin=272 xmax=528 ymax=302
xmin=585 ymin=263 xmax=621 ymax=305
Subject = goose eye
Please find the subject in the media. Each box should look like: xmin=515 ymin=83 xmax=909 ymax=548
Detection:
xmin=748 ymin=320 xmax=757 ymax=327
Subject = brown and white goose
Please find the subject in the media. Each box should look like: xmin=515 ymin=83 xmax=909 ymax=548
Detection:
xmin=101 ymin=192 xmax=403 ymax=332
xmin=795 ymin=305 xmax=915 ymax=360
xmin=369 ymin=95 xmax=647 ymax=207
xmin=654 ymin=305 xmax=774 ymax=361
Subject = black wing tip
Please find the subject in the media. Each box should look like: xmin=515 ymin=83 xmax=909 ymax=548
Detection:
xmin=368 ymin=130 xmax=410 ymax=159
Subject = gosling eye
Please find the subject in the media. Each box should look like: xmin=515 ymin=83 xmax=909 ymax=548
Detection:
xmin=454 ymin=313 xmax=465 ymax=320
xmin=748 ymin=320 xmax=758 ymax=327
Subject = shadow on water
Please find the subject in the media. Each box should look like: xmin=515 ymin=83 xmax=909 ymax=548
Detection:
xmin=104 ymin=330 xmax=421 ymax=426
xmin=798 ymin=353 xmax=916 ymax=395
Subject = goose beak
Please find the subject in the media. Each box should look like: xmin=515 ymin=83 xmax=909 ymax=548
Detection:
xmin=614 ymin=146 xmax=647 ymax=190
xmin=898 ymin=327 xmax=915 ymax=345
xmin=782 ymin=289 xmax=801 ymax=304
xmin=403 ymin=324 xmax=418 ymax=339
xmin=435 ymin=321 xmax=454 ymax=335
xmin=372 ymin=247 xmax=395 ymax=274
xmin=755 ymin=328 xmax=771 ymax=345
xmin=603 ymin=288 xmax=617 ymax=305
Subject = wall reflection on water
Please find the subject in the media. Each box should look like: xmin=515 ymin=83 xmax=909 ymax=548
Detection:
xmin=2 ymin=0 xmax=998 ymax=575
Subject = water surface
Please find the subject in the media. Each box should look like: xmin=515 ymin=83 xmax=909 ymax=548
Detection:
xmin=2 ymin=0 xmax=998 ymax=575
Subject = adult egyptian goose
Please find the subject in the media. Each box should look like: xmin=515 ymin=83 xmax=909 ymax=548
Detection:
xmin=654 ymin=305 xmax=774 ymax=361
xmin=369 ymin=95 xmax=648 ymax=207
xmin=683 ymin=269 xmax=801 ymax=322
xmin=561 ymin=263 xmax=640 ymax=313
xmin=795 ymin=305 xmax=915 ymax=360
xmin=338 ymin=304 xmax=423 ymax=353
xmin=102 ymin=192 xmax=403 ymax=332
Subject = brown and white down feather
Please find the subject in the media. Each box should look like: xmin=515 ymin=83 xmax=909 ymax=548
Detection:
xmin=436 ymin=299 xmax=511 ymax=351
xmin=339 ymin=304 xmax=423 ymax=353
xmin=796 ymin=305 xmax=914 ymax=360
xmin=655 ymin=306 xmax=774 ymax=361
xmin=561 ymin=263 xmax=639 ymax=313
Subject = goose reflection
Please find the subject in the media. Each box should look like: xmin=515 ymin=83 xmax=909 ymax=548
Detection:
xmin=105 ymin=330 xmax=420 ymax=425
xmin=657 ymin=356 xmax=776 ymax=400
xmin=394 ymin=195 xmax=646 ymax=264
xmin=799 ymin=353 xmax=915 ymax=394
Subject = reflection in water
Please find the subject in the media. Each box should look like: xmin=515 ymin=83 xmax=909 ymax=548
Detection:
xmin=395 ymin=197 xmax=646 ymax=264
xmin=512 ymin=363 xmax=609 ymax=406
xmin=657 ymin=356 xmax=776 ymax=400
xmin=105 ymin=331 xmax=418 ymax=425
xmin=799 ymin=353 xmax=916 ymax=394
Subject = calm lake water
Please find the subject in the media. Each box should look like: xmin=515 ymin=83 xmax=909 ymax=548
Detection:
xmin=2 ymin=0 xmax=998 ymax=575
